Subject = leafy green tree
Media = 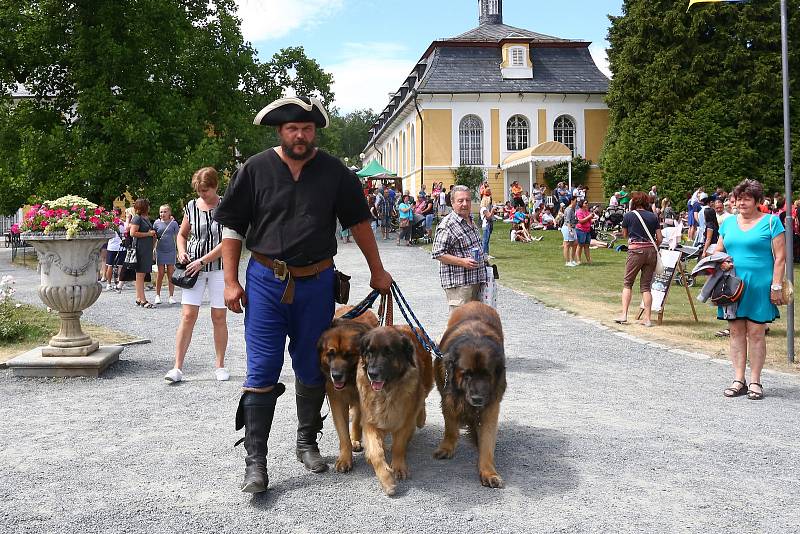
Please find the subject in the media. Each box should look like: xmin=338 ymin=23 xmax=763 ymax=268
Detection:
xmin=603 ymin=0 xmax=800 ymax=204
xmin=543 ymin=155 xmax=592 ymax=191
xmin=452 ymin=165 xmax=484 ymax=199
xmin=0 ymin=1 xmax=333 ymax=215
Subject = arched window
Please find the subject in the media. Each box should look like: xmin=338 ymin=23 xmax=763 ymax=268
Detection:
xmin=401 ymin=132 xmax=407 ymax=176
xmin=553 ymin=115 xmax=576 ymax=155
xmin=459 ymin=115 xmax=484 ymax=165
xmin=506 ymin=115 xmax=529 ymax=151
xmin=394 ymin=138 xmax=399 ymax=173
xmin=410 ymin=125 xmax=416 ymax=171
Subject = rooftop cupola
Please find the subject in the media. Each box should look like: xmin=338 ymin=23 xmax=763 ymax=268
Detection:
xmin=478 ymin=0 xmax=503 ymax=25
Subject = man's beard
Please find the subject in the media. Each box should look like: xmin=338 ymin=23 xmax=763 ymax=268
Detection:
xmin=282 ymin=139 xmax=315 ymax=160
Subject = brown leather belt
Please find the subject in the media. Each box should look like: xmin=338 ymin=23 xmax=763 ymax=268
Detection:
xmin=250 ymin=252 xmax=333 ymax=304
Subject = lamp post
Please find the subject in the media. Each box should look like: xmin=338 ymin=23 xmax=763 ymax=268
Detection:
xmin=779 ymin=0 xmax=795 ymax=363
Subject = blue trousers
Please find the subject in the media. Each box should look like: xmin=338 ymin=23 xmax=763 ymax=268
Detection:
xmin=243 ymin=258 xmax=335 ymax=389
xmin=482 ymin=222 xmax=493 ymax=254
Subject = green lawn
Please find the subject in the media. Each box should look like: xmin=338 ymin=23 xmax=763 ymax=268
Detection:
xmin=478 ymin=222 xmax=800 ymax=373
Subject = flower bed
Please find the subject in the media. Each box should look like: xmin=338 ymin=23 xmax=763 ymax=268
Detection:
xmin=20 ymin=195 xmax=121 ymax=239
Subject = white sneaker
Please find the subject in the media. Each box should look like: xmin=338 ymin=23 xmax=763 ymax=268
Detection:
xmin=154 ymin=295 xmax=161 ymax=305
xmin=105 ymin=283 xmax=113 ymax=291
xmin=214 ymin=367 xmax=230 ymax=381
xmin=164 ymin=368 xmax=183 ymax=383
xmin=566 ymin=261 xmax=577 ymax=267
xmin=168 ymin=296 xmax=176 ymax=305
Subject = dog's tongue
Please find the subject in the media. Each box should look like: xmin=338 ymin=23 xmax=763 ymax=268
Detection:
xmin=371 ymin=380 xmax=385 ymax=391
xmin=333 ymin=381 xmax=345 ymax=390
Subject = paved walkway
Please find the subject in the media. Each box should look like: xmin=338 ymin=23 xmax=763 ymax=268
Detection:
xmin=1 ymin=238 xmax=799 ymax=533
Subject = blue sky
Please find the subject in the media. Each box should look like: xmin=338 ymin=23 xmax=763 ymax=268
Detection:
xmin=235 ymin=0 xmax=623 ymax=112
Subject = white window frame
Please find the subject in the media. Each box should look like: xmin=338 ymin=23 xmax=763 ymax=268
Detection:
xmin=510 ymin=47 xmax=525 ymax=67
xmin=553 ymin=115 xmax=576 ymax=156
xmin=459 ymin=115 xmax=484 ymax=166
xmin=506 ymin=114 xmax=529 ymax=151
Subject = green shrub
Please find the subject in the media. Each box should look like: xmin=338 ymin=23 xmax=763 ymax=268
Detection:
xmin=452 ymin=165 xmax=485 ymax=199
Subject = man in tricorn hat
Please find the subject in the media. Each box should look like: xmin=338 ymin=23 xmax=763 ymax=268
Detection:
xmin=214 ymin=96 xmax=393 ymax=493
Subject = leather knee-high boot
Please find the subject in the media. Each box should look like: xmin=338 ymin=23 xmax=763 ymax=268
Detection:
xmin=236 ymin=384 xmax=285 ymax=493
xmin=294 ymin=380 xmax=329 ymax=473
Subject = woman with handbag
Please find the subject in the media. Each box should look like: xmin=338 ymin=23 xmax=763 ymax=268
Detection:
xmin=128 ymin=198 xmax=157 ymax=308
xmin=616 ymin=192 xmax=662 ymax=327
xmin=397 ymin=194 xmax=413 ymax=246
xmin=164 ymin=167 xmax=229 ymax=383
xmin=715 ymin=179 xmax=786 ymax=400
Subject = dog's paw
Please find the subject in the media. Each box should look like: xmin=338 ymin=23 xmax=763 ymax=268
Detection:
xmin=391 ymin=462 xmax=410 ymax=480
xmin=334 ymin=456 xmax=353 ymax=473
xmin=433 ymin=446 xmax=455 ymax=460
xmin=479 ymin=470 xmax=504 ymax=489
xmin=351 ymin=440 xmax=363 ymax=453
xmin=381 ymin=480 xmax=397 ymax=496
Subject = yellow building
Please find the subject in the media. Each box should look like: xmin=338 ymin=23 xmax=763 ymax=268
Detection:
xmin=361 ymin=0 xmax=610 ymax=203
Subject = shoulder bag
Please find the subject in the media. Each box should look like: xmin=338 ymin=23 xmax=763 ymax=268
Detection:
xmin=631 ymin=210 xmax=664 ymax=274
xmin=769 ymin=215 xmax=793 ymax=304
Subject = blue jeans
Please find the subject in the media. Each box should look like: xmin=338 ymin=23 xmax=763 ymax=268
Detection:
xmin=482 ymin=222 xmax=493 ymax=254
xmin=243 ymin=258 xmax=335 ymax=388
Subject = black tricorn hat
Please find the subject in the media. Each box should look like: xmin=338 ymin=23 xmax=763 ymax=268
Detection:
xmin=253 ymin=96 xmax=330 ymax=128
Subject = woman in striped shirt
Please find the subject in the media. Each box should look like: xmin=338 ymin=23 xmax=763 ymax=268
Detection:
xmin=164 ymin=167 xmax=229 ymax=384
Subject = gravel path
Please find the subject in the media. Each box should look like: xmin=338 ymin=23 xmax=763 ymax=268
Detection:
xmin=1 ymin=238 xmax=799 ymax=533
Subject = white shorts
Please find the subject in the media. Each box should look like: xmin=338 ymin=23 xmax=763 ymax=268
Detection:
xmin=181 ymin=269 xmax=225 ymax=308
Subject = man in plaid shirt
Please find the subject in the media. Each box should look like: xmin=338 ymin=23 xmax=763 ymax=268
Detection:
xmin=432 ymin=185 xmax=489 ymax=312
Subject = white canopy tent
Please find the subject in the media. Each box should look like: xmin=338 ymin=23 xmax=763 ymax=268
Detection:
xmin=500 ymin=141 xmax=573 ymax=201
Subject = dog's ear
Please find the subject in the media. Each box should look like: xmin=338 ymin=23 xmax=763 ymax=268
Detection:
xmin=359 ymin=330 xmax=373 ymax=359
xmin=400 ymin=335 xmax=416 ymax=367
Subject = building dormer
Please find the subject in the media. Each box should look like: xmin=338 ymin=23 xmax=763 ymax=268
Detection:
xmin=500 ymin=41 xmax=533 ymax=79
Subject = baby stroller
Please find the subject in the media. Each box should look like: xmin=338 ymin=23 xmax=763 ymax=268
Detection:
xmin=409 ymin=213 xmax=429 ymax=244
xmin=599 ymin=206 xmax=625 ymax=231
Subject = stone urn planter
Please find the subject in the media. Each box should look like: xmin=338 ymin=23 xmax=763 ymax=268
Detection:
xmin=8 ymin=230 xmax=123 ymax=377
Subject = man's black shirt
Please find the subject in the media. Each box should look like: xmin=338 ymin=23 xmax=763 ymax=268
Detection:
xmin=214 ymin=148 xmax=370 ymax=266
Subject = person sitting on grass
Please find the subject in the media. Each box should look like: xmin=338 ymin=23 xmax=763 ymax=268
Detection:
xmin=542 ymin=207 xmax=556 ymax=230
xmin=511 ymin=223 xmax=533 ymax=243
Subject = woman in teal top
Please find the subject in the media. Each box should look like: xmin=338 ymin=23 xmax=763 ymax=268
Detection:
xmin=716 ymin=180 xmax=786 ymax=401
xmin=397 ymin=194 xmax=414 ymax=246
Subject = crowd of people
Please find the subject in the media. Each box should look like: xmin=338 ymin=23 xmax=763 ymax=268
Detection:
xmin=98 ymin=169 xmax=230 ymax=383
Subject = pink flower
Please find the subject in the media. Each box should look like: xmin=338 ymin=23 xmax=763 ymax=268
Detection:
xmin=72 ymin=204 xmax=79 ymax=211
xmin=40 ymin=221 xmax=48 ymax=229
xmin=94 ymin=208 xmax=103 ymax=215
xmin=89 ymin=216 xmax=100 ymax=224
xmin=113 ymin=217 xmax=121 ymax=225
xmin=45 ymin=209 xmax=55 ymax=218
xmin=10 ymin=224 xmax=19 ymax=234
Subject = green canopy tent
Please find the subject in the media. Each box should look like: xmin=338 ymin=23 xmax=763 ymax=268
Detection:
xmin=356 ymin=160 xmax=396 ymax=180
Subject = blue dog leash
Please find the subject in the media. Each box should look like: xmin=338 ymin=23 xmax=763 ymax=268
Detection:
xmin=390 ymin=281 xmax=444 ymax=360
xmin=338 ymin=284 xmax=442 ymax=357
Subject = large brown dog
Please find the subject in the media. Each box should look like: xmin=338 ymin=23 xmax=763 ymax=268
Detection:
xmin=357 ymin=325 xmax=433 ymax=496
xmin=434 ymin=301 xmax=506 ymax=488
xmin=316 ymin=306 xmax=378 ymax=472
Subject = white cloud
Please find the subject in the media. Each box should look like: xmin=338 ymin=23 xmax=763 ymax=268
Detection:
xmin=589 ymin=43 xmax=612 ymax=78
xmin=326 ymin=42 xmax=416 ymax=113
xmin=234 ymin=0 xmax=344 ymax=42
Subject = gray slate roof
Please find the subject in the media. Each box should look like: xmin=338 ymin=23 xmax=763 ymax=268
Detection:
xmin=417 ymin=45 xmax=609 ymax=94
xmin=446 ymin=23 xmax=570 ymax=43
